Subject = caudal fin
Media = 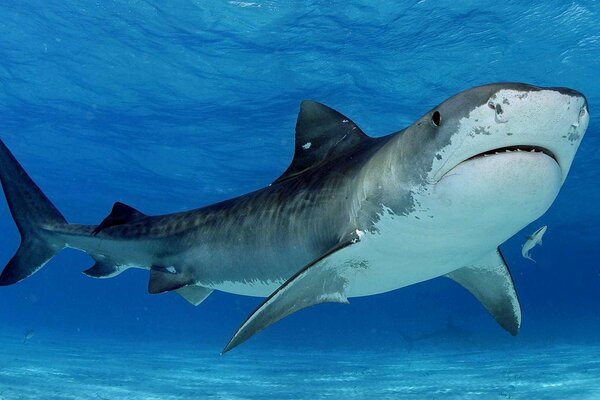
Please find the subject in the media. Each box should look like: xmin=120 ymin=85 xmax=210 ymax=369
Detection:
xmin=0 ymin=140 xmax=67 ymax=285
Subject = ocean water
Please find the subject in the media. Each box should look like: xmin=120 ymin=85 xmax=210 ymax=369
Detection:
xmin=0 ymin=1 xmax=599 ymax=399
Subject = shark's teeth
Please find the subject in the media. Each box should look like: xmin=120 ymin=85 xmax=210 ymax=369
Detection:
xmin=467 ymin=145 xmax=557 ymax=163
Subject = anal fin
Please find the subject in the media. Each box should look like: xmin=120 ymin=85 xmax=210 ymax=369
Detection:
xmin=176 ymin=285 xmax=213 ymax=306
xmin=446 ymin=249 xmax=521 ymax=335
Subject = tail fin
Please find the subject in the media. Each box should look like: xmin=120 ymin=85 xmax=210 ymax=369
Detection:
xmin=0 ymin=140 xmax=67 ymax=285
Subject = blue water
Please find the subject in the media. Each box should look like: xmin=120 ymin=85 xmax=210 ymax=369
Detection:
xmin=0 ymin=1 xmax=599 ymax=398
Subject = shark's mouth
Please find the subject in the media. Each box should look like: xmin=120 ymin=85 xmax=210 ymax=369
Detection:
xmin=466 ymin=145 xmax=558 ymax=163
xmin=437 ymin=145 xmax=561 ymax=183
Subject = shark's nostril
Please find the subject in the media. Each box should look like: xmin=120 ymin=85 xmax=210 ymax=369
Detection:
xmin=488 ymin=101 xmax=508 ymax=123
xmin=494 ymin=103 xmax=508 ymax=124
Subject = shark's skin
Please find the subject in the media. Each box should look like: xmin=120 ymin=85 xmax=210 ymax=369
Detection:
xmin=0 ymin=83 xmax=589 ymax=352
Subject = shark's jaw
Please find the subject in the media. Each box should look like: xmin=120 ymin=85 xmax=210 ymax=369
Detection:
xmin=431 ymin=144 xmax=561 ymax=242
xmin=439 ymin=144 xmax=559 ymax=182
xmin=463 ymin=145 xmax=557 ymax=165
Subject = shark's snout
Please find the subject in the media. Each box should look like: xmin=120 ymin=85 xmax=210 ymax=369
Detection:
xmin=549 ymin=87 xmax=589 ymax=132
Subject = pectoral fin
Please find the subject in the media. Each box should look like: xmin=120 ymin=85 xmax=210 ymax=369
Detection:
xmin=223 ymin=238 xmax=359 ymax=354
xmin=446 ymin=249 xmax=521 ymax=335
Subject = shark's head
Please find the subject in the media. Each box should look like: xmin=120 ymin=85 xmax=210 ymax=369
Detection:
xmin=394 ymin=83 xmax=588 ymax=247
xmin=425 ymin=83 xmax=588 ymax=183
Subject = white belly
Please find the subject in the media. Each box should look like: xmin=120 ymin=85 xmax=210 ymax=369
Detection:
xmin=344 ymin=213 xmax=496 ymax=297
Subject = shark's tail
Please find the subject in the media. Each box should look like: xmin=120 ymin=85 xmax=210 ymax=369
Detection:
xmin=0 ymin=140 xmax=67 ymax=285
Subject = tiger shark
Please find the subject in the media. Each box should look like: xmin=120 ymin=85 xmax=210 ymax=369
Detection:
xmin=0 ymin=83 xmax=589 ymax=353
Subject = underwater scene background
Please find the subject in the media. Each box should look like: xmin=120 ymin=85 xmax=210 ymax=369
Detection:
xmin=0 ymin=1 xmax=599 ymax=398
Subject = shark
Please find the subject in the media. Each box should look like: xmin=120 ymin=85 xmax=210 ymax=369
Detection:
xmin=0 ymin=83 xmax=589 ymax=353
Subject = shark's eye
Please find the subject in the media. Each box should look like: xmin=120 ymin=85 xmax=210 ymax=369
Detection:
xmin=431 ymin=111 xmax=441 ymax=127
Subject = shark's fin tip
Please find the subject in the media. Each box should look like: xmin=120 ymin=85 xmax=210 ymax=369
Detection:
xmin=225 ymin=236 xmax=359 ymax=351
xmin=446 ymin=248 xmax=521 ymax=336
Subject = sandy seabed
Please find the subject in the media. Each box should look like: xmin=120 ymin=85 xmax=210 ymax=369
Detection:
xmin=0 ymin=336 xmax=599 ymax=399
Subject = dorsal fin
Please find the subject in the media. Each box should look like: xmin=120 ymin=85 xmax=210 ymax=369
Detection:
xmin=273 ymin=101 xmax=370 ymax=184
xmin=92 ymin=202 xmax=147 ymax=235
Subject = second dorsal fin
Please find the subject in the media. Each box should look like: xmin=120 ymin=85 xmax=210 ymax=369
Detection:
xmin=92 ymin=202 xmax=147 ymax=235
xmin=273 ymin=101 xmax=370 ymax=184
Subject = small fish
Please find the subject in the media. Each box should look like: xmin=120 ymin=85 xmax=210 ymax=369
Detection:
xmin=22 ymin=329 xmax=35 ymax=344
xmin=521 ymin=225 xmax=547 ymax=262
